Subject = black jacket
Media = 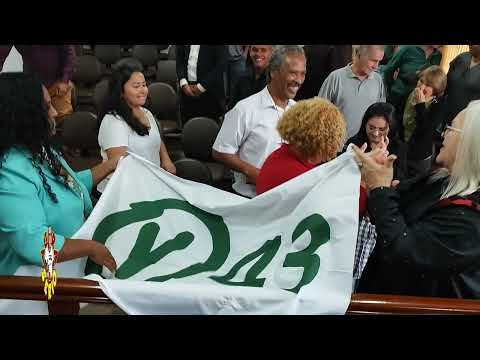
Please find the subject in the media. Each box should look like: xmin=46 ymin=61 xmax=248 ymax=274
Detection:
xmin=445 ymin=52 xmax=480 ymax=124
xmin=175 ymin=45 xmax=228 ymax=101
xmin=229 ymin=65 xmax=267 ymax=109
xmin=357 ymin=175 xmax=480 ymax=299
xmin=407 ymin=97 xmax=448 ymax=161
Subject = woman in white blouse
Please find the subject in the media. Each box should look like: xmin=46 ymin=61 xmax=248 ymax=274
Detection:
xmin=97 ymin=63 xmax=176 ymax=192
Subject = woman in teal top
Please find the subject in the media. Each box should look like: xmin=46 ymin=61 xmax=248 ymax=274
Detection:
xmin=0 ymin=72 xmax=121 ymax=277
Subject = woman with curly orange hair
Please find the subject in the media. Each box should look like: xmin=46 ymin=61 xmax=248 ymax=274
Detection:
xmin=256 ymin=97 xmax=349 ymax=195
xmin=257 ymin=98 xmax=370 ymax=286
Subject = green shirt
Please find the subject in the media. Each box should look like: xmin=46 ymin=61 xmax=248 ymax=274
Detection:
xmin=381 ymin=45 xmax=442 ymax=100
xmin=382 ymin=45 xmax=402 ymax=64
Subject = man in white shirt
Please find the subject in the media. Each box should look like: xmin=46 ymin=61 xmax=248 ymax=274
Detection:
xmin=176 ymin=45 xmax=228 ymax=125
xmin=212 ymin=45 xmax=306 ymax=198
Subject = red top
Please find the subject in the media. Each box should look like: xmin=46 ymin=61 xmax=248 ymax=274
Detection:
xmin=256 ymin=144 xmax=315 ymax=195
xmin=256 ymin=144 xmax=367 ymax=217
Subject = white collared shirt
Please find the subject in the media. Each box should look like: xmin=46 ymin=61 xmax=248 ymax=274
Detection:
xmin=213 ymin=86 xmax=296 ymax=198
xmin=179 ymin=45 xmax=206 ymax=93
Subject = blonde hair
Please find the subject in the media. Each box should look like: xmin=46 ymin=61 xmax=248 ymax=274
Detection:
xmin=441 ymin=100 xmax=480 ymax=199
xmin=277 ymin=98 xmax=346 ymax=160
xmin=419 ymin=65 xmax=447 ymax=96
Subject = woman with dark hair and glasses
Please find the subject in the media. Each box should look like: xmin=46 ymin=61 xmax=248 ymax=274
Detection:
xmin=0 ymin=73 xmax=120 ymax=313
xmin=344 ymin=102 xmax=408 ymax=181
xmin=97 ymin=63 xmax=176 ymax=193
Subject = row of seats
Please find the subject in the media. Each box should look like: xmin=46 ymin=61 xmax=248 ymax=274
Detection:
xmin=66 ymin=47 xmax=231 ymax=190
xmin=59 ymin=112 xmax=231 ymax=189
xmin=86 ymin=81 xmax=181 ymax=134
xmin=72 ymin=56 xmax=178 ymax=114
xmin=77 ymin=45 xmax=175 ymax=62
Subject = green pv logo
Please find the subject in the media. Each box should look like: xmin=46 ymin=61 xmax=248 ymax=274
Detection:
xmin=85 ymin=199 xmax=330 ymax=293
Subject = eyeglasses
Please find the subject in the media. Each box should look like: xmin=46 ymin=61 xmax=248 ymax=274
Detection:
xmin=442 ymin=125 xmax=464 ymax=137
xmin=366 ymin=125 xmax=388 ymax=134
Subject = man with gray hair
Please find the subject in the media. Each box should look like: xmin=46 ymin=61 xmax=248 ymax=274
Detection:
xmin=213 ymin=45 xmax=306 ymax=198
xmin=319 ymin=45 xmax=386 ymax=139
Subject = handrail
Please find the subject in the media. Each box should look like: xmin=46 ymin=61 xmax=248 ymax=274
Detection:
xmin=0 ymin=276 xmax=110 ymax=315
xmin=1 ymin=275 xmax=480 ymax=315
xmin=0 ymin=276 xmax=110 ymax=303
xmin=347 ymin=293 xmax=480 ymax=315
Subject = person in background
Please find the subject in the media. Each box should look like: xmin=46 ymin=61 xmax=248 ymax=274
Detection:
xmin=346 ymin=102 xmax=407 ymax=287
xmin=403 ymin=65 xmax=448 ymax=176
xmin=380 ymin=45 xmax=442 ymax=138
xmin=176 ymin=45 xmax=228 ymax=125
xmin=16 ymin=45 xmax=76 ymax=122
xmin=380 ymin=45 xmax=401 ymax=66
xmin=227 ymin=45 xmax=247 ymax=100
xmin=213 ymin=45 xmax=306 ymax=198
xmin=295 ymin=45 xmax=352 ymax=101
xmin=97 ymin=63 xmax=176 ymax=193
xmin=354 ymin=101 xmax=480 ymax=299
xmin=344 ymin=102 xmax=408 ymax=182
xmin=229 ymin=45 xmax=274 ymax=109
xmin=444 ymin=44 xmax=480 ymax=124
xmin=319 ymin=45 xmax=386 ymax=140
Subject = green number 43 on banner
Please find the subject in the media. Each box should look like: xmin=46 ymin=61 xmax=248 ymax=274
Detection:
xmin=85 ymin=199 xmax=330 ymax=294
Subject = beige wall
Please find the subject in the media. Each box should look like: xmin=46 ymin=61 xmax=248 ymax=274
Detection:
xmin=440 ymin=45 xmax=469 ymax=73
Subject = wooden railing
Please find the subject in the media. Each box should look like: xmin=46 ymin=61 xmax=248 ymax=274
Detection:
xmin=0 ymin=276 xmax=110 ymax=315
xmin=2 ymin=275 xmax=480 ymax=315
xmin=347 ymin=293 xmax=480 ymax=315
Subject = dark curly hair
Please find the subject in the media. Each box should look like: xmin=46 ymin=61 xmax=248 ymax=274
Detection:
xmin=0 ymin=72 xmax=65 ymax=202
xmin=98 ymin=63 xmax=149 ymax=136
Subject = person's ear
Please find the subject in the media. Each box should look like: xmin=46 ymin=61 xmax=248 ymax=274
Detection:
xmin=270 ymin=70 xmax=277 ymax=81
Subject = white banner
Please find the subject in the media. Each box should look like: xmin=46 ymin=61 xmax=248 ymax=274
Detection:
xmin=74 ymin=151 xmax=360 ymax=315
